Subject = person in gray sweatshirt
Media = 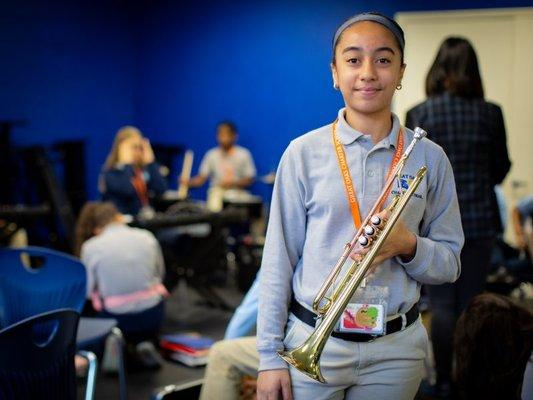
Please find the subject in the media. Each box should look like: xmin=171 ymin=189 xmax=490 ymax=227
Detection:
xmin=256 ymin=12 xmax=464 ymax=400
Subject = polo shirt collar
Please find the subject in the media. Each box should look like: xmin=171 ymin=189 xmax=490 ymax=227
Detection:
xmin=335 ymin=108 xmax=401 ymax=149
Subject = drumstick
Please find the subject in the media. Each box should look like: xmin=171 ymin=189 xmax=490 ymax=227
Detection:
xmin=177 ymin=150 xmax=194 ymax=199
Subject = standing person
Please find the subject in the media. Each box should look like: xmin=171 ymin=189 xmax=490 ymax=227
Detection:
xmin=406 ymin=37 xmax=512 ymax=397
xmin=185 ymin=121 xmax=256 ymax=211
xmin=257 ymin=12 xmax=463 ymax=400
xmin=100 ymin=126 xmax=167 ymax=216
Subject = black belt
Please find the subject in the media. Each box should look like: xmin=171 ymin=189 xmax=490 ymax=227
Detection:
xmin=290 ymin=298 xmax=419 ymax=342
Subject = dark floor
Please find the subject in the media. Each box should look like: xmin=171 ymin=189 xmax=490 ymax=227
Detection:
xmin=78 ymin=279 xmax=245 ymax=400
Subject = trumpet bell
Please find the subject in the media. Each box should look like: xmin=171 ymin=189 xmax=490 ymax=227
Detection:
xmin=278 ymin=342 xmax=326 ymax=383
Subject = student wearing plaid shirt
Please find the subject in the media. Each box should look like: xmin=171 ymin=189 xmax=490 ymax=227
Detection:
xmin=406 ymin=37 xmax=511 ymax=397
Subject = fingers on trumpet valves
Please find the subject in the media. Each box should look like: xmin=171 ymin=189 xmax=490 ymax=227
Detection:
xmin=361 ymin=215 xmax=382 ymax=242
xmin=350 ymin=214 xmax=383 ymax=260
xmin=357 ymin=226 xmax=377 ymax=248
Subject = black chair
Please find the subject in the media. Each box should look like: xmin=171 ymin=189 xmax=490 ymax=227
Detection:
xmin=0 ymin=309 xmax=86 ymax=400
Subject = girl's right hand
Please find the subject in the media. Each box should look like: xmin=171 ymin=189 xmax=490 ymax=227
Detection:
xmin=257 ymin=369 xmax=293 ymax=400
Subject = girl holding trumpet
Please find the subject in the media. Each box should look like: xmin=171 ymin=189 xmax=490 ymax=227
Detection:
xmin=257 ymin=12 xmax=464 ymax=400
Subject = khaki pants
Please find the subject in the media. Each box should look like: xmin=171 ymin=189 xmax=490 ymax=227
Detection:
xmin=201 ymin=315 xmax=426 ymax=400
xmin=200 ymin=337 xmax=259 ymax=400
xmin=283 ymin=314 xmax=426 ymax=399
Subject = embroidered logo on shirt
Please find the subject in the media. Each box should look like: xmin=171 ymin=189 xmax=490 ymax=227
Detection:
xmin=391 ymin=174 xmax=424 ymax=199
xmin=400 ymin=177 xmax=412 ymax=190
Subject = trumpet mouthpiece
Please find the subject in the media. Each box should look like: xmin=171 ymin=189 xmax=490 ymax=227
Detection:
xmin=414 ymin=127 xmax=427 ymax=140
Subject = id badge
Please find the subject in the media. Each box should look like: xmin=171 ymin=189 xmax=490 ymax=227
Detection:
xmin=337 ymin=285 xmax=389 ymax=336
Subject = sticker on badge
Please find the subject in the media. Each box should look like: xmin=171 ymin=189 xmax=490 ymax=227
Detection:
xmin=339 ymin=303 xmax=385 ymax=335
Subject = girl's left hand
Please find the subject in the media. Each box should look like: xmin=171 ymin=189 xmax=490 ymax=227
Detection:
xmin=350 ymin=209 xmax=417 ymax=272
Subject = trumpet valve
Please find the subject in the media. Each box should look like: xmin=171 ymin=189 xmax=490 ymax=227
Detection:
xmin=358 ymin=235 xmax=370 ymax=247
xmin=363 ymin=225 xmax=375 ymax=236
xmin=370 ymin=215 xmax=382 ymax=226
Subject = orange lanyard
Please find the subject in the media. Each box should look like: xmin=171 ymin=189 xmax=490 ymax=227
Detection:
xmin=131 ymin=167 xmax=149 ymax=206
xmin=332 ymin=120 xmax=404 ymax=229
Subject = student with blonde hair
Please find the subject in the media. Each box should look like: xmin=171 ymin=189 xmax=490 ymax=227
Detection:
xmin=100 ymin=126 xmax=167 ymax=216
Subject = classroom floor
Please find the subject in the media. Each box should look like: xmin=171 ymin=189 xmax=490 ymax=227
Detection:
xmin=77 ymin=280 xmax=245 ymax=400
xmin=77 ymin=278 xmax=533 ymax=400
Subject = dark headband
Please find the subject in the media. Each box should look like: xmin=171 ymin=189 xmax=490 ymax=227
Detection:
xmin=333 ymin=13 xmax=405 ymax=53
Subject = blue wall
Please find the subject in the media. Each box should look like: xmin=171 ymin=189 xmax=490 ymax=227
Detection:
xmin=2 ymin=0 xmax=533 ymax=202
xmin=0 ymin=1 xmax=136 ymax=199
xmin=134 ymin=0 xmax=533 ymax=202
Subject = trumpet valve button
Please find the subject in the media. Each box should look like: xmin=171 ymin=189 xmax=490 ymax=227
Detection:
xmin=370 ymin=215 xmax=381 ymax=226
xmin=363 ymin=225 xmax=375 ymax=236
xmin=358 ymin=236 xmax=369 ymax=247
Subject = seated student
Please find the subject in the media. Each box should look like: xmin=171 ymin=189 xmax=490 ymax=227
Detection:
xmin=513 ymin=195 xmax=533 ymax=258
xmin=184 ymin=121 xmax=256 ymax=211
xmin=100 ymin=126 xmax=167 ymax=216
xmin=491 ymin=194 xmax=533 ymax=288
xmin=76 ymin=201 xmax=168 ymax=367
xmin=200 ymin=336 xmax=258 ymax=400
xmin=200 ymin=277 xmax=260 ymax=400
xmin=454 ymin=292 xmax=532 ymax=400
xmin=224 ymin=276 xmax=259 ymax=340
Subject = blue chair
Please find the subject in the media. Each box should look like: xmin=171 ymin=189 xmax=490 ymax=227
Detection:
xmin=0 ymin=246 xmax=127 ymax=400
xmin=0 ymin=246 xmax=86 ymax=326
xmin=0 ymin=309 xmax=80 ymax=400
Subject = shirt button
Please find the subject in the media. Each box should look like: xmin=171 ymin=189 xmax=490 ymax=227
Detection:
xmin=367 ymin=170 xmax=375 ymax=177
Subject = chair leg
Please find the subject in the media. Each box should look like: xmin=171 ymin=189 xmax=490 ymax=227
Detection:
xmin=77 ymin=350 xmax=98 ymax=400
xmin=111 ymin=327 xmax=128 ymax=400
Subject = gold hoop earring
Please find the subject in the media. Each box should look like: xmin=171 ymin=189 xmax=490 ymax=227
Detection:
xmin=396 ymin=84 xmax=402 ymax=90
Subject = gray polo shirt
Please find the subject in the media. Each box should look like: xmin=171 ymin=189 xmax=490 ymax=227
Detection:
xmin=199 ymin=145 xmax=256 ymax=187
xmin=257 ymin=108 xmax=464 ymax=371
xmin=81 ymin=223 xmax=165 ymax=314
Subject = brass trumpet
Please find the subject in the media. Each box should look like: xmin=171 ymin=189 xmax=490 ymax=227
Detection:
xmin=278 ymin=127 xmax=428 ymax=383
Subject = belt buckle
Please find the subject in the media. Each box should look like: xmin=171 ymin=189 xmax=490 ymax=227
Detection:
xmin=400 ymin=313 xmax=407 ymax=330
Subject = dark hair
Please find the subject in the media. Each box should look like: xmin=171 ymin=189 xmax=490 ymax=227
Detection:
xmin=75 ymin=202 xmax=120 ymax=256
xmin=425 ymin=37 xmax=484 ymax=99
xmin=454 ymin=293 xmax=533 ymax=400
xmin=332 ymin=12 xmax=405 ymax=64
xmin=217 ymin=120 xmax=237 ymax=134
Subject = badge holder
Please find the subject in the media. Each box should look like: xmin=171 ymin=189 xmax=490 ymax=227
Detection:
xmin=336 ymin=285 xmax=389 ymax=336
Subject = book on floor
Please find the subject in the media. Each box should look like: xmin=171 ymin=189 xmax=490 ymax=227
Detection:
xmin=159 ymin=332 xmax=215 ymax=367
